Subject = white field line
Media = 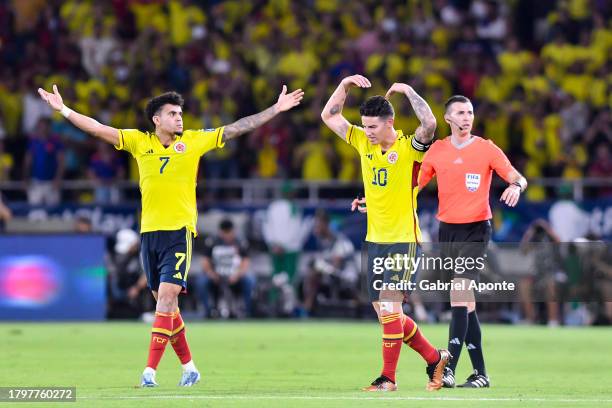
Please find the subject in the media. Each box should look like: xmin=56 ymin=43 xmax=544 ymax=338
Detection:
xmin=77 ymin=394 xmax=612 ymax=403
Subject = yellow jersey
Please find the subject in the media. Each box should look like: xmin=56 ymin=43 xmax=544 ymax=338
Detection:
xmin=346 ymin=125 xmax=426 ymax=243
xmin=115 ymin=128 xmax=225 ymax=235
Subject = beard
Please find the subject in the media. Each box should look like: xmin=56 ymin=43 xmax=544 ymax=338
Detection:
xmin=174 ymin=130 xmax=183 ymax=136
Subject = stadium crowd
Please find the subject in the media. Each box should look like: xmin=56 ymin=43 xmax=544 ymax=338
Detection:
xmin=0 ymin=0 xmax=610 ymax=204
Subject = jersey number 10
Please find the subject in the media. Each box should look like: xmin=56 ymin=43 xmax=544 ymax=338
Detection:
xmin=371 ymin=167 xmax=388 ymax=187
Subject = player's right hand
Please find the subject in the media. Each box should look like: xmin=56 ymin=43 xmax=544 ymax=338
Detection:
xmin=342 ymin=75 xmax=371 ymax=89
xmin=37 ymin=84 xmax=64 ymax=111
xmin=351 ymin=197 xmax=367 ymax=213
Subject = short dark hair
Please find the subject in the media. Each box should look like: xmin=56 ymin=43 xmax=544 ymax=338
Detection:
xmin=359 ymin=96 xmax=395 ymax=119
xmin=444 ymin=95 xmax=471 ymax=113
xmin=144 ymin=91 xmax=184 ymax=127
xmin=219 ymin=219 xmax=234 ymax=231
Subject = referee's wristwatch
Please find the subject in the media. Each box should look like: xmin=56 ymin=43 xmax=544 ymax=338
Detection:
xmin=511 ymin=181 xmax=523 ymax=192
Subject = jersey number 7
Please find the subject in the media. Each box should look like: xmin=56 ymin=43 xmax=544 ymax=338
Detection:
xmin=159 ymin=156 xmax=170 ymax=174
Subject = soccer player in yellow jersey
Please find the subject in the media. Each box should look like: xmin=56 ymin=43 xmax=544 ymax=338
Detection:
xmin=38 ymin=84 xmax=304 ymax=387
xmin=321 ymin=75 xmax=450 ymax=392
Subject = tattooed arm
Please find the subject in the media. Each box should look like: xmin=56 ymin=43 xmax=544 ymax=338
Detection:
xmin=222 ymin=85 xmax=304 ymax=142
xmin=321 ymin=75 xmax=371 ymax=140
xmin=385 ymin=83 xmax=436 ymax=145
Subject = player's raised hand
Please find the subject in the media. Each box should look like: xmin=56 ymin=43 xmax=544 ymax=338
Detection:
xmin=341 ymin=75 xmax=371 ymax=89
xmin=275 ymin=85 xmax=304 ymax=112
xmin=37 ymin=84 xmax=64 ymax=111
xmin=351 ymin=197 xmax=367 ymax=213
xmin=385 ymin=83 xmax=411 ymax=99
xmin=500 ymin=184 xmax=521 ymax=207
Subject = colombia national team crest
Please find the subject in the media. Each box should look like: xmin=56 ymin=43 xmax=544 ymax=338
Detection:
xmin=174 ymin=141 xmax=186 ymax=153
xmin=387 ymin=151 xmax=399 ymax=164
xmin=465 ymin=173 xmax=481 ymax=192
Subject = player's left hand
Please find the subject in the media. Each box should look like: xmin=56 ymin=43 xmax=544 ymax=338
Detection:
xmin=500 ymin=185 xmax=521 ymax=207
xmin=385 ymin=83 xmax=412 ymax=99
xmin=275 ymin=85 xmax=304 ymax=112
xmin=351 ymin=197 xmax=367 ymax=213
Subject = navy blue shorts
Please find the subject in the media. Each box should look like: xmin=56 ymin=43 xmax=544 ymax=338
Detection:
xmin=365 ymin=242 xmax=419 ymax=302
xmin=140 ymin=228 xmax=193 ymax=293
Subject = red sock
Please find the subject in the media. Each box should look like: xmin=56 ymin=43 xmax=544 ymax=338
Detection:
xmin=380 ymin=313 xmax=403 ymax=383
xmin=146 ymin=311 xmax=174 ymax=369
xmin=170 ymin=311 xmax=192 ymax=365
xmin=402 ymin=314 xmax=439 ymax=365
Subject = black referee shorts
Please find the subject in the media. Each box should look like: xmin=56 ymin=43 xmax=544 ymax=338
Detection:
xmin=438 ymin=220 xmax=491 ymax=282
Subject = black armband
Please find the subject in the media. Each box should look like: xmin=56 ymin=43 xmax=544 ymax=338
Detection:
xmin=411 ymin=136 xmax=432 ymax=152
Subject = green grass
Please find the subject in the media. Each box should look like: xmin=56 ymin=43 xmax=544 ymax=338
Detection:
xmin=2 ymin=321 xmax=611 ymax=407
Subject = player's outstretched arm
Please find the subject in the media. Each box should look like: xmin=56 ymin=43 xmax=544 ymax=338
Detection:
xmin=38 ymin=85 xmax=119 ymax=146
xmin=222 ymin=85 xmax=304 ymax=142
xmin=321 ymin=75 xmax=371 ymax=140
xmin=385 ymin=83 xmax=436 ymax=145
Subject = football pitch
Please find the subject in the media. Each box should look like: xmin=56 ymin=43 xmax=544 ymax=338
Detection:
xmin=3 ymin=321 xmax=611 ymax=407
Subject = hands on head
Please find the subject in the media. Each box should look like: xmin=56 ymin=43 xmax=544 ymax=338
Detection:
xmin=342 ymin=75 xmax=371 ymax=89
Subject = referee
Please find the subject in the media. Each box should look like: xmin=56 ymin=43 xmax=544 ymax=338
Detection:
xmin=418 ymin=95 xmax=527 ymax=388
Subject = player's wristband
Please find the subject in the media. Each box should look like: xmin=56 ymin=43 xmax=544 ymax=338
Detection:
xmin=60 ymin=105 xmax=72 ymax=119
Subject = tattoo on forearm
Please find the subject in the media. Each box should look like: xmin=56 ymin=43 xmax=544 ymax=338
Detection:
xmin=223 ymin=106 xmax=277 ymax=141
xmin=406 ymin=89 xmax=436 ymax=142
xmin=330 ymin=104 xmax=340 ymax=115
xmin=407 ymin=90 xmax=435 ymax=126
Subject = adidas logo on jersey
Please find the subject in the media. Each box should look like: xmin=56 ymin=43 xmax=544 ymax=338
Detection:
xmin=366 ymin=154 xmax=373 ymax=160
xmin=453 ymin=157 xmax=463 ymax=164
xmin=145 ymin=149 xmax=154 ymax=154
xmin=449 ymin=337 xmax=461 ymax=345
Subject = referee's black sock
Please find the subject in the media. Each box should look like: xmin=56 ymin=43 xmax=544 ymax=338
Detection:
xmin=448 ymin=306 xmax=468 ymax=373
xmin=465 ymin=310 xmax=486 ymax=376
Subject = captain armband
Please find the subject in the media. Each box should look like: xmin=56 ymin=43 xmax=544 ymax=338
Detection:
xmin=411 ymin=136 xmax=432 ymax=152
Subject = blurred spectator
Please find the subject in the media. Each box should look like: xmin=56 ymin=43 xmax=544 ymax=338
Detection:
xmin=0 ymin=192 xmax=11 ymax=232
xmin=588 ymin=240 xmax=612 ymax=324
xmin=519 ymin=219 xmax=564 ymax=326
xmin=262 ymin=183 xmax=312 ymax=315
xmin=87 ymin=141 xmax=125 ymax=203
xmin=587 ymin=143 xmax=612 ymax=197
xmin=0 ymin=125 xmax=13 ymax=181
xmin=195 ymin=219 xmax=255 ymax=318
xmin=293 ymin=129 xmax=334 ymax=181
xmin=23 ymin=118 xmax=65 ymax=206
xmin=548 ymin=191 xmax=590 ymax=241
xmin=74 ymin=215 xmax=93 ymax=233
xmin=262 ymin=183 xmax=312 ymax=284
xmin=79 ymin=21 xmax=117 ymax=78
xmin=22 ymin=84 xmax=53 ymax=135
xmin=301 ymin=210 xmax=358 ymax=315
xmin=106 ymin=228 xmax=147 ymax=319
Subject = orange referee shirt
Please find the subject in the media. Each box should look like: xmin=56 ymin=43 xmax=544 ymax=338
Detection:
xmin=418 ymin=136 xmax=516 ymax=224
